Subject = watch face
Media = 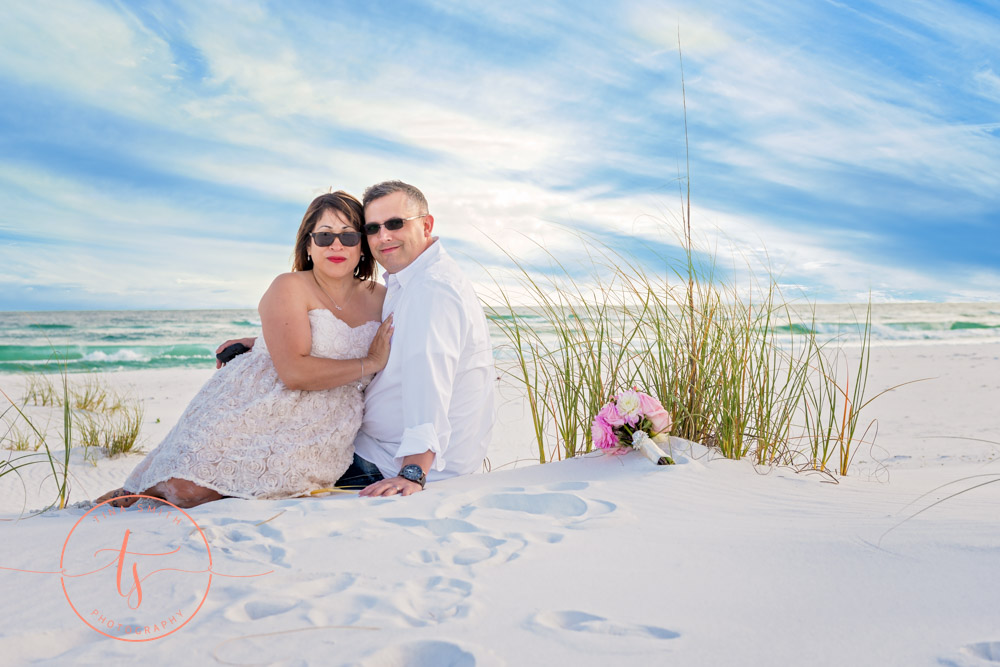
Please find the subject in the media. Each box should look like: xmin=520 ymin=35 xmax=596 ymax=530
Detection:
xmin=400 ymin=465 xmax=424 ymax=482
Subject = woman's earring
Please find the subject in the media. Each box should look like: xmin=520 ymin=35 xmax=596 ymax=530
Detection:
xmin=308 ymin=254 xmax=312 ymax=262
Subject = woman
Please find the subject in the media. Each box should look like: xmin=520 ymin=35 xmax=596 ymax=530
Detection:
xmin=97 ymin=191 xmax=392 ymax=508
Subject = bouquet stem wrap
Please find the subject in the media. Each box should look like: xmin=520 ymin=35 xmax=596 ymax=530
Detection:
xmin=633 ymin=431 xmax=675 ymax=466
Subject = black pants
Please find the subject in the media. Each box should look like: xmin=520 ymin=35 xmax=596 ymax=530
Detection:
xmin=334 ymin=453 xmax=385 ymax=489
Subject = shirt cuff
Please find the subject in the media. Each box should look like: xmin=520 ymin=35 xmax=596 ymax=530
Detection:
xmin=394 ymin=423 xmax=445 ymax=472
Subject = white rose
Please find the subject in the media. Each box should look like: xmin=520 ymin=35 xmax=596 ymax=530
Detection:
xmin=616 ymin=390 xmax=642 ymax=425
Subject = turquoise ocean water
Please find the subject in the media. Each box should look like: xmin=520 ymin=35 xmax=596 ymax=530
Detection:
xmin=1 ymin=303 xmax=999 ymax=374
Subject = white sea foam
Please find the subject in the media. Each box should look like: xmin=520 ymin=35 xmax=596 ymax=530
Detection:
xmin=81 ymin=349 xmax=148 ymax=363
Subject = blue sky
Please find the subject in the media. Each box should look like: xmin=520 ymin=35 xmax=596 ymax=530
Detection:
xmin=1 ymin=0 xmax=998 ymax=311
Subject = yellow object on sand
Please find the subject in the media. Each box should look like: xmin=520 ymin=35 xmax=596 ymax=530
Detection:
xmin=308 ymin=488 xmax=357 ymax=496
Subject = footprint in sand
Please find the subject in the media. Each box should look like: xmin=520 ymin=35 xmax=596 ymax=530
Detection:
xmin=477 ymin=491 xmax=616 ymax=525
xmin=215 ymin=522 xmax=290 ymax=567
xmin=391 ymin=576 xmax=474 ymax=627
xmin=403 ymin=527 xmax=564 ymax=567
xmin=381 ymin=516 xmax=479 ymax=538
xmin=354 ymin=639 xmax=502 ymax=667
xmin=196 ymin=517 xmax=292 ymax=569
xmin=216 ymin=634 xmax=498 ymax=667
xmin=961 ymin=641 xmax=1000 ymax=662
xmin=221 ymin=572 xmax=358 ymax=624
xmin=445 ymin=533 xmax=507 ymax=565
xmin=392 ymin=488 xmax=608 ymax=571
xmin=223 ymin=597 xmax=300 ymax=622
xmin=530 ymin=610 xmax=678 ymax=641
xmin=479 ymin=491 xmax=587 ymax=516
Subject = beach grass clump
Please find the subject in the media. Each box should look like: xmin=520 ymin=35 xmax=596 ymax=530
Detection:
xmin=70 ymin=376 xmax=122 ymax=412
xmin=22 ymin=372 xmax=123 ymax=412
xmin=22 ymin=373 xmax=60 ymax=407
xmin=797 ymin=304 xmax=880 ymax=474
xmin=486 ymin=242 xmax=879 ymax=476
xmin=76 ymin=401 xmax=144 ymax=458
xmin=0 ymin=374 xmax=73 ymax=509
xmin=1 ymin=419 xmax=44 ymax=452
xmin=2 ymin=369 xmax=144 ymax=509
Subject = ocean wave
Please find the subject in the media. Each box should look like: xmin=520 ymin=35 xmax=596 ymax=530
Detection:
xmin=0 ymin=343 xmax=215 ymax=372
xmin=950 ymin=321 xmax=997 ymax=330
xmin=82 ymin=349 xmax=149 ymax=363
xmin=775 ymin=324 xmax=816 ymax=335
xmin=159 ymin=344 xmax=213 ymax=358
xmin=0 ymin=345 xmax=81 ymax=362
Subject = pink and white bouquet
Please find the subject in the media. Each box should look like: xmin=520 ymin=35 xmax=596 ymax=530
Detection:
xmin=591 ymin=389 xmax=675 ymax=465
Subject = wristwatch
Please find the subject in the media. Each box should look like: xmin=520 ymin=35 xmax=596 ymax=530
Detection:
xmin=399 ymin=464 xmax=426 ymax=489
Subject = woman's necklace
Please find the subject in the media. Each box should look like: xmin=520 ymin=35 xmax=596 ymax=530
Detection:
xmin=312 ymin=272 xmax=354 ymax=312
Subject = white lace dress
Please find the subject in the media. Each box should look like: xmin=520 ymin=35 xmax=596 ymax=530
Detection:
xmin=124 ymin=310 xmax=379 ymax=499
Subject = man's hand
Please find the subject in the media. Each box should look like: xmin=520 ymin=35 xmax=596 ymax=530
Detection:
xmin=359 ymin=476 xmax=423 ymax=497
xmin=216 ymin=337 xmax=257 ymax=369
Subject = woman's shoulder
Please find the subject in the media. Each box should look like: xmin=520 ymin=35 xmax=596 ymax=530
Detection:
xmin=269 ymin=271 xmax=312 ymax=290
xmin=260 ymin=272 xmax=311 ymax=306
xmin=359 ymin=280 xmax=386 ymax=319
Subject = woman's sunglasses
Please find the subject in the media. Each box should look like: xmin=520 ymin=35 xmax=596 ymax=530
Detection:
xmin=363 ymin=214 xmax=426 ymax=236
xmin=310 ymin=231 xmax=362 ymax=247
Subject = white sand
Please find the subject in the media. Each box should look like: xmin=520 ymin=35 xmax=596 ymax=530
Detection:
xmin=1 ymin=343 xmax=998 ymax=665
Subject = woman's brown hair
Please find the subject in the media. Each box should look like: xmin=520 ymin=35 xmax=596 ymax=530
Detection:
xmin=291 ymin=191 xmax=375 ymax=283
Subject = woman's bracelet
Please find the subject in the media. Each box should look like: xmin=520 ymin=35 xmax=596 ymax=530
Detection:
xmin=357 ymin=358 xmax=365 ymax=390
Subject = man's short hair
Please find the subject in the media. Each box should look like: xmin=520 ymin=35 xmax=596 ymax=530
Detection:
xmin=363 ymin=180 xmax=429 ymax=213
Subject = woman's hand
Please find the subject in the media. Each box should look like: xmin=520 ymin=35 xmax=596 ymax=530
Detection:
xmin=216 ymin=337 xmax=257 ymax=369
xmin=363 ymin=315 xmax=393 ymax=374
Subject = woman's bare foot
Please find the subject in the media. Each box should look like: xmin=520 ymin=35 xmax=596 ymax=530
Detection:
xmin=151 ymin=478 xmax=225 ymax=508
xmin=96 ymin=480 xmax=224 ymax=509
xmin=94 ymin=487 xmax=139 ymax=508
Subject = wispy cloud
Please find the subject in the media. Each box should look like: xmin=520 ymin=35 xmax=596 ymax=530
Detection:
xmin=1 ymin=0 xmax=997 ymax=311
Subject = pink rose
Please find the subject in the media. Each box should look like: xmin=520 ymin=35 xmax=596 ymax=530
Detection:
xmin=591 ymin=415 xmax=619 ymax=450
xmin=638 ymin=392 xmax=673 ymax=435
xmin=597 ymin=401 xmax=625 ymax=427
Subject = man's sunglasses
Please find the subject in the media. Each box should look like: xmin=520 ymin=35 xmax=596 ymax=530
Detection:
xmin=310 ymin=231 xmax=362 ymax=247
xmin=363 ymin=214 xmax=426 ymax=236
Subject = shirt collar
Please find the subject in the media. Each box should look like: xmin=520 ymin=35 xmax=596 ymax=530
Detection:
xmin=382 ymin=237 xmax=442 ymax=289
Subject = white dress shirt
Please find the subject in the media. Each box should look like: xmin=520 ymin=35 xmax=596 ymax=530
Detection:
xmin=354 ymin=240 xmax=495 ymax=482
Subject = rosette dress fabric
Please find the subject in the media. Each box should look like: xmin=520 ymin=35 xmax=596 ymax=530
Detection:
xmin=124 ymin=310 xmax=378 ymax=499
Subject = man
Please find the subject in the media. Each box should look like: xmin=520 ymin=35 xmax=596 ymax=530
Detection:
xmin=219 ymin=181 xmax=495 ymax=496
xmin=343 ymin=180 xmax=495 ymax=496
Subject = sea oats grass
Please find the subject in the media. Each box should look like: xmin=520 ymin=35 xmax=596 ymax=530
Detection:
xmin=1 ymin=418 xmax=44 ymax=452
xmin=22 ymin=373 xmax=59 ymax=407
xmin=0 ymin=372 xmax=72 ymax=510
xmin=76 ymin=401 xmax=144 ymax=459
xmin=70 ymin=376 xmax=121 ymax=412
xmin=3 ymin=369 xmax=144 ymax=511
xmin=487 ymin=244 xmax=879 ymax=476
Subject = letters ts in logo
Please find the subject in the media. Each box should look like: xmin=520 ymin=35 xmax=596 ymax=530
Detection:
xmin=60 ymin=496 xmax=213 ymax=642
